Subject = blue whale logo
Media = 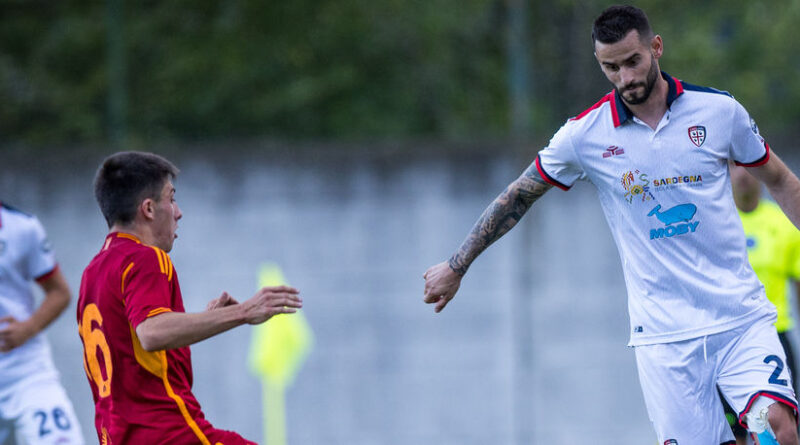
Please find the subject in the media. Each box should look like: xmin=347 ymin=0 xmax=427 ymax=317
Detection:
xmin=647 ymin=203 xmax=697 ymax=225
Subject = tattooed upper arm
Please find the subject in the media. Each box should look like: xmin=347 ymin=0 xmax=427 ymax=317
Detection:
xmin=516 ymin=161 xmax=553 ymax=203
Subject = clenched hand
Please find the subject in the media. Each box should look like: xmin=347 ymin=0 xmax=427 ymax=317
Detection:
xmin=423 ymin=261 xmax=462 ymax=313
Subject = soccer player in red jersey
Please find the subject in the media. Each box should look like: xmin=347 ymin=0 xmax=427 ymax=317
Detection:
xmin=78 ymin=151 xmax=303 ymax=445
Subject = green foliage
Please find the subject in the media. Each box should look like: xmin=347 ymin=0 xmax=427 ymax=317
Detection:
xmin=0 ymin=0 xmax=798 ymax=145
xmin=121 ymin=0 xmax=506 ymax=141
xmin=630 ymin=0 xmax=800 ymax=137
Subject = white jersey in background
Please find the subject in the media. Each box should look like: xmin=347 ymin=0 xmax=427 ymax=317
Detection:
xmin=536 ymin=72 xmax=773 ymax=346
xmin=0 ymin=203 xmax=84 ymax=445
xmin=0 ymin=204 xmax=60 ymax=391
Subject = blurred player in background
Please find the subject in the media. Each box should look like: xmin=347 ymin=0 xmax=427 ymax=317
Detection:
xmin=722 ymin=165 xmax=800 ymax=444
xmin=0 ymin=203 xmax=84 ymax=444
xmin=78 ymin=151 xmax=303 ymax=444
xmin=424 ymin=5 xmax=800 ymax=444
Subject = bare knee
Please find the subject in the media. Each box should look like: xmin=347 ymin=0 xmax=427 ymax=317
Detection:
xmin=768 ymin=402 xmax=798 ymax=445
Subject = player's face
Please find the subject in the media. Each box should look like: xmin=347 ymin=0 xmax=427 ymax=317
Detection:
xmin=595 ymin=30 xmax=662 ymax=106
xmin=153 ymin=179 xmax=182 ymax=252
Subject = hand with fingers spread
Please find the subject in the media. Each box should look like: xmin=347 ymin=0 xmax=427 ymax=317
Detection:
xmin=205 ymin=291 xmax=239 ymax=311
xmin=423 ymin=261 xmax=463 ymax=313
xmin=0 ymin=316 xmax=36 ymax=352
xmin=136 ymin=286 xmax=303 ymax=351
xmin=241 ymin=285 xmax=303 ymax=324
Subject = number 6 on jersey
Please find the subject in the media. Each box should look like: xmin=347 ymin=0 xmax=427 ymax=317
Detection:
xmin=79 ymin=303 xmax=113 ymax=397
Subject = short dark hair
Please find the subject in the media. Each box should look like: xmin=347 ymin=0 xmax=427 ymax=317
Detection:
xmin=592 ymin=5 xmax=653 ymax=45
xmin=94 ymin=151 xmax=179 ymax=228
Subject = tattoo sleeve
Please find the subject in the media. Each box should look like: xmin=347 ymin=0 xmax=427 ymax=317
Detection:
xmin=448 ymin=162 xmax=553 ymax=276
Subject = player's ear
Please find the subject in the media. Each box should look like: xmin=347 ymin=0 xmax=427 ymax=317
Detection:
xmin=140 ymin=198 xmax=156 ymax=221
xmin=650 ymin=35 xmax=663 ymax=59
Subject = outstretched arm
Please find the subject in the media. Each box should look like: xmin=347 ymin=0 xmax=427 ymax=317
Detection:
xmin=423 ymin=162 xmax=553 ymax=312
xmin=136 ymin=286 xmax=302 ymax=351
xmin=748 ymin=151 xmax=800 ymax=229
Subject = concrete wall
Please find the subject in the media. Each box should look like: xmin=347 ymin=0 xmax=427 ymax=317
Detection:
xmin=9 ymin=146 xmax=786 ymax=443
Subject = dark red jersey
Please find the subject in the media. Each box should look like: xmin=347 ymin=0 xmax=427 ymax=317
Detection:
xmin=78 ymin=233 xmax=254 ymax=445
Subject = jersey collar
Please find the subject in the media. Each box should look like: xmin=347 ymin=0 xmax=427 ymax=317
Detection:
xmin=611 ymin=71 xmax=684 ymax=128
xmin=103 ymin=232 xmax=143 ymax=251
xmin=114 ymin=232 xmax=142 ymax=243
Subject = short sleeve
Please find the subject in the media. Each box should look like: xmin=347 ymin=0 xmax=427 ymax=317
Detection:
xmin=26 ymin=217 xmax=57 ymax=282
xmin=535 ymin=121 xmax=585 ymax=190
xmin=123 ymin=248 xmax=174 ymax=329
xmin=730 ymin=100 xmax=769 ymax=167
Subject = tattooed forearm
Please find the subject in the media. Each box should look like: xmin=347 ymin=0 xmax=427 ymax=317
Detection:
xmin=448 ymin=164 xmax=552 ymax=276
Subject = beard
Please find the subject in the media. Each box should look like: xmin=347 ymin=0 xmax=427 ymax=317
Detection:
xmin=617 ymin=55 xmax=659 ymax=105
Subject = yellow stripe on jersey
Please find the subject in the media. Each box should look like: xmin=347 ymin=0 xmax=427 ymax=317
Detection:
xmin=159 ymin=353 xmax=212 ymax=445
xmin=149 ymin=246 xmax=175 ymax=281
xmin=147 ymin=307 xmax=172 ymax=318
xmin=166 ymin=254 xmax=174 ymax=281
xmin=129 ymin=324 xmax=165 ymax=377
xmin=151 ymin=246 xmax=165 ymax=274
xmin=121 ymin=262 xmax=135 ymax=307
xmin=129 ymin=325 xmax=210 ymax=443
xmin=121 ymin=262 xmax=134 ymax=294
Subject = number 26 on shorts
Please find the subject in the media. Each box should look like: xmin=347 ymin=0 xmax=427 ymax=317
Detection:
xmin=34 ymin=407 xmax=72 ymax=438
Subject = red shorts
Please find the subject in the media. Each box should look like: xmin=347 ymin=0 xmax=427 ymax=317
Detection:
xmin=97 ymin=424 xmax=257 ymax=445
xmin=206 ymin=428 xmax=257 ymax=445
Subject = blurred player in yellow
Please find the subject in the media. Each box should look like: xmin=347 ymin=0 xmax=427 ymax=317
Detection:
xmin=723 ymin=164 xmax=800 ymax=444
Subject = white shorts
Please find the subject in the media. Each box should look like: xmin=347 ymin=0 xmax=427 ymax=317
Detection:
xmin=635 ymin=314 xmax=797 ymax=445
xmin=0 ymin=376 xmax=84 ymax=445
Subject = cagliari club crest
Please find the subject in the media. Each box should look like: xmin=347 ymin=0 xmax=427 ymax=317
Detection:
xmin=688 ymin=125 xmax=706 ymax=147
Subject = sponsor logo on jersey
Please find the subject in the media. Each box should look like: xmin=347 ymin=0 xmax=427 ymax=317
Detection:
xmin=664 ymin=440 xmax=678 ymax=445
xmin=602 ymin=145 xmax=625 ymax=158
xmin=621 ymin=170 xmax=654 ymax=204
xmin=648 ymin=203 xmax=700 ymax=240
xmin=746 ymin=236 xmax=756 ymax=249
xmin=633 ymin=326 xmax=643 ymax=333
xmin=652 ymin=174 xmax=703 ymax=189
xmin=688 ymin=125 xmax=706 ymax=147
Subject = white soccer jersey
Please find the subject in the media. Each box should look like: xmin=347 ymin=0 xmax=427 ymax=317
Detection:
xmin=536 ymin=72 xmax=773 ymax=346
xmin=0 ymin=203 xmax=59 ymax=392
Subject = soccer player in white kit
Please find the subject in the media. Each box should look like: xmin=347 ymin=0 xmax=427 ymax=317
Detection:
xmin=423 ymin=6 xmax=800 ymax=445
xmin=0 ymin=203 xmax=84 ymax=445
